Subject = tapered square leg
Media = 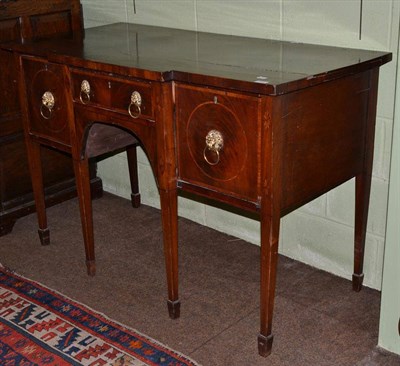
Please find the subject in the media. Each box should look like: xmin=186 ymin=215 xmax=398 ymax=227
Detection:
xmin=38 ymin=228 xmax=50 ymax=246
xmin=353 ymin=69 xmax=379 ymax=293
xmin=73 ymin=158 xmax=96 ymax=276
xmin=258 ymin=334 xmax=274 ymax=357
xmin=259 ymin=213 xmax=280 ymax=357
xmin=353 ymin=172 xmax=371 ymax=292
xmin=26 ymin=141 xmax=50 ymax=245
xmin=86 ymin=260 xmax=96 ymax=277
xmin=352 ymin=273 xmax=364 ymax=292
xmin=167 ymin=299 xmax=181 ymax=319
xmin=160 ymin=189 xmax=180 ymax=319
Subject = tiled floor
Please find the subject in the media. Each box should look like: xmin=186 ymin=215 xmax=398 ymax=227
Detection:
xmin=0 ymin=193 xmax=399 ymax=365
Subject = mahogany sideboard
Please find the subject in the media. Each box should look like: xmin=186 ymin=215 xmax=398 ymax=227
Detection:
xmin=3 ymin=23 xmax=391 ymax=357
xmin=0 ymin=0 xmax=103 ymax=236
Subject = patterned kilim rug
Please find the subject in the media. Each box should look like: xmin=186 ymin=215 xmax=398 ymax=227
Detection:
xmin=0 ymin=267 xmax=200 ymax=365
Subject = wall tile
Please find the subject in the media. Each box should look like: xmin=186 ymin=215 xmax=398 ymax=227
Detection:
xmin=137 ymin=163 xmax=160 ymax=209
xmin=81 ymin=0 xmax=128 ymax=27
xmin=364 ymin=235 xmax=385 ymax=289
xmin=127 ymin=0 xmax=196 ymax=30
xmin=376 ymin=60 xmax=397 ymax=120
xmin=282 ymin=0 xmax=360 ymax=47
xmin=373 ymin=118 xmax=393 ymax=181
xmin=281 ymin=212 xmax=381 ymax=289
xmin=368 ymin=183 xmax=390 ymax=239
xmin=178 ymin=198 xmax=206 ymax=226
xmin=204 ymin=205 xmax=260 ymax=246
xmin=299 ymin=194 xmax=327 ymax=217
xmin=97 ymin=155 xmax=130 ymax=198
xmin=196 ymin=0 xmax=281 ymax=39
xmin=361 ymin=0 xmax=393 ymax=50
xmin=326 ymin=178 xmax=389 ymax=237
xmin=82 ymin=19 xmax=109 ymax=29
xmin=374 ymin=0 xmax=400 ymax=119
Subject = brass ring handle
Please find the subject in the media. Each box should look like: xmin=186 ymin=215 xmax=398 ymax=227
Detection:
xmin=204 ymin=129 xmax=223 ymax=165
xmin=79 ymin=80 xmax=91 ymax=104
xmin=203 ymin=147 xmax=220 ymax=166
xmin=128 ymin=91 xmax=142 ymax=119
xmin=40 ymin=91 xmax=55 ymax=120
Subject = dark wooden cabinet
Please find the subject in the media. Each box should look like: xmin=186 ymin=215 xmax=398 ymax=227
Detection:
xmin=0 ymin=0 xmax=102 ymax=235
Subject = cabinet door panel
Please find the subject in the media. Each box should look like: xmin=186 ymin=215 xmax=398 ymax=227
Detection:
xmin=22 ymin=57 xmax=72 ymax=147
xmin=30 ymin=11 xmax=73 ymax=40
xmin=176 ymin=84 xmax=261 ymax=202
xmin=0 ymin=18 xmax=20 ymax=42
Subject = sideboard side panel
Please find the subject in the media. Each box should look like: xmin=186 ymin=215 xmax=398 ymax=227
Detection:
xmin=280 ymin=71 xmax=372 ymax=214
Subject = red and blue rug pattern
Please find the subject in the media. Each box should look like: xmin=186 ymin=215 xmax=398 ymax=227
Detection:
xmin=0 ymin=267 xmax=199 ymax=365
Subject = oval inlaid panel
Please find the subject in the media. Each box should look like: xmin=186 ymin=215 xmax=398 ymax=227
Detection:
xmin=31 ymin=68 xmax=68 ymax=134
xmin=186 ymin=101 xmax=247 ymax=181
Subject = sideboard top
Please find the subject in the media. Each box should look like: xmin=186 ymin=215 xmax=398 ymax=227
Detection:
xmin=5 ymin=22 xmax=392 ymax=95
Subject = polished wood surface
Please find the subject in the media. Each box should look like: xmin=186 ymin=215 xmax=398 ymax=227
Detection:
xmin=6 ymin=22 xmax=391 ymax=357
xmin=6 ymin=22 xmax=390 ymax=93
xmin=0 ymin=0 xmax=102 ymax=236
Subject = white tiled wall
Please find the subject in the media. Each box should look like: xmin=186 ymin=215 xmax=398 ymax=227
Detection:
xmin=196 ymin=0 xmax=282 ymax=39
xmin=81 ymin=0 xmax=400 ymax=290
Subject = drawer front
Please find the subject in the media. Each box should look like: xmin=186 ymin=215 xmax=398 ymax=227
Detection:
xmin=176 ymin=84 xmax=261 ymax=202
xmin=22 ymin=57 xmax=71 ymax=146
xmin=70 ymin=70 xmax=154 ymax=120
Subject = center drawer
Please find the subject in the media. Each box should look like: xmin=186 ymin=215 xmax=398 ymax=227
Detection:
xmin=70 ymin=69 xmax=154 ymax=120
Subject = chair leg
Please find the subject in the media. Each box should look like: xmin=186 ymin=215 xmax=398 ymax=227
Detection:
xmin=126 ymin=144 xmax=141 ymax=208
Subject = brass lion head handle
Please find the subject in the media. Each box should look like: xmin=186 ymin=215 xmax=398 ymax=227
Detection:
xmin=40 ymin=91 xmax=55 ymax=119
xmin=204 ymin=129 xmax=224 ymax=165
xmin=128 ymin=91 xmax=142 ymax=118
xmin=80 ymin=80 xmax=91 ymax=104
